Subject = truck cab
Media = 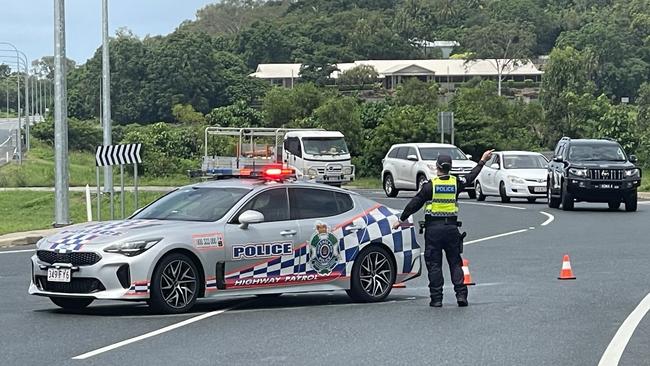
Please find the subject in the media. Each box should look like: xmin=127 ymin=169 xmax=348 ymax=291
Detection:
xmin=283 ymin=131 xmax=355 ymax=186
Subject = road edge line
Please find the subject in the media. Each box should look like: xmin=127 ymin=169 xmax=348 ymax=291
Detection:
xmin=597 ymin=292 xmax=650 ymax=366
xmin=0 ymin=249 xmax=35 ymax=254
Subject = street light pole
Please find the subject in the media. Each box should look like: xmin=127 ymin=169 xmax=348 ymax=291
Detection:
xmin=53 ymin=0 xmax=69 ymax=226
xmin=102 ymin=0 xmax=113 ymax=194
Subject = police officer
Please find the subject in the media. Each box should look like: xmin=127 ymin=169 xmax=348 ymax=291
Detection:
xmin=392 ymin=149 xmax=493 ymax=307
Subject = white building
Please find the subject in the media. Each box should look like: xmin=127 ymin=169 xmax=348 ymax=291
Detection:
xmin=250 ymin=59 xmax=543 ymax=91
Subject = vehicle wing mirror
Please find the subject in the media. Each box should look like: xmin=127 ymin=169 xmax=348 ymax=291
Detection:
xmin=407 ymin=154 xmax=418 ymax=162
xmin=466 ymin=154 xmax=472 ymax=160
xmin=553 ymin=156 xmax=563 ymax=163
xmin=238 ymin=210 xmax=264 ymax=230
xmin=629 ymin=155 xmax=638 ymax=163
xmin=490 ymin=163 xmax=500 ymax=170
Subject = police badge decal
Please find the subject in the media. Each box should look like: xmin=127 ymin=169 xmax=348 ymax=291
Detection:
xmin=308 ymin=222 xmax=340 ymax=275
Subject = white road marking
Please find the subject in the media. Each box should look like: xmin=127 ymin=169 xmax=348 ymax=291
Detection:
xmin=598 ymin=293 xmax=650 ymax=366
xmin=540 ymin=211 xmax=555 ymax=226
xmin=464 ymin=229 xmax=529 ymax=245
xmin=72 ymin=305 xmax=240 ymax=359
xmin=0 ymin=249 xmax=35 ymax=254
xmin=460 ymin=201 xmax=526 ymax=210
xmin=638 ymin=201 xmax=650 ymax=205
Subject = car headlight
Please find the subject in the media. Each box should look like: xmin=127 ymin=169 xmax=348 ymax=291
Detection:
xmin=507 ymin=175 xmax=526 ymax=184
xmin=569 ymin=168 xmax=587 ymax=177
xmin=625 ymin=168 xmax=640 ymax=178
xmin=35 ymin=237 xmax=47 ymax=250
xmin=343 ymin=167 xmax=353 ymax=175
xmin=307 ymin=168 xmax=318 ymax=176
xmin=427 ymin=164 xmax=437 ymax=172
xmin=104 ymin=238 xmax=162 ymax=257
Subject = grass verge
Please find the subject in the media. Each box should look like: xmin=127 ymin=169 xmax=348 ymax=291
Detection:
xmin=0 ymin=190 xmax=163 ymax=235
xmin=0 ymin=140 xmax=193 ymax=187
xmin=351 ymin=177 xmax=381 ymax=189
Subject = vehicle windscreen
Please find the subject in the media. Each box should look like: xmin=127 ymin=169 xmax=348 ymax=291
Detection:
xmin=568 ymin=144 xmax=627 ymax=161
xmin=132 ymin=187 xmax=250 ymax=222
xmin=503 ymin=155 xmax=548 ymax=169
xmin=303 ymin=137 xmax=349 ymax=155
xmin=419 ymin=147 xmax=468 ymax=160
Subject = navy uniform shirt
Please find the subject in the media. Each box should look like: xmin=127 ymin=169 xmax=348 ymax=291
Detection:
xmin=399 ymin=161 xmax=486 ymax=222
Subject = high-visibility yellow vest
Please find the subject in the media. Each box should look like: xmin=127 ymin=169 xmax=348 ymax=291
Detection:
xmin=425 ymin=176 xmax=458 ymax=217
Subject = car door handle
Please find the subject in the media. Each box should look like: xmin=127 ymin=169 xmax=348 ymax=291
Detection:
xmin=345 ymin=225 xmax=365 ymax=232
xmin=280 ymin=230 xmax=297 ymax=236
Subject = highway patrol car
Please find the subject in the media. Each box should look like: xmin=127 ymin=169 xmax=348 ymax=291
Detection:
xmin=29 ymin=167 xmax=421 ymax=313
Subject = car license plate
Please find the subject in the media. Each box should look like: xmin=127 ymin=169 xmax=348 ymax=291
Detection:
xmin=47 ymin=268 xmax=71 ymax=283
xmin=600 ymin=184 xmax=613 ymax=189
xmin=534 ymin=187 xmax=547 ymax=193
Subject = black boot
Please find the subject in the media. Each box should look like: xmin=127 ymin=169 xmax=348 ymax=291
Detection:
xmin=429 ymin=298 xmax=443 ymax=307
xmin=456 ymin=293 xmax=468 ymax=307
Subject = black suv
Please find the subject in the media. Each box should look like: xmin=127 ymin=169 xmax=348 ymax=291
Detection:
xmin=547 ymin=137 xmax=641 ymax=211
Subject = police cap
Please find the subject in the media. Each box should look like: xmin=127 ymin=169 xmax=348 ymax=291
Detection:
xmin=436 ymin=154 xmax=452 ymax=171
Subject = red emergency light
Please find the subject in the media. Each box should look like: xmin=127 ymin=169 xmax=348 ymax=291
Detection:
xmin=261 ymin=166 xmax=295 ymax=180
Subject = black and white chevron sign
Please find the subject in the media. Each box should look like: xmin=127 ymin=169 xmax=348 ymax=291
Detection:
xmin=95 ymin=144 xmax=142 ymax=167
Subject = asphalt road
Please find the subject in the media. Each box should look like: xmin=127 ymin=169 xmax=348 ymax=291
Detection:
xmin=1 ymin=191 xmax=649 ymax=366
xmin=0 ymin=118 xmax=19 ymax=164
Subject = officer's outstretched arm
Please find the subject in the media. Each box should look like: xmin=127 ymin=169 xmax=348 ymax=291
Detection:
xmin=392 ymin=182 xmax=432 ymax=229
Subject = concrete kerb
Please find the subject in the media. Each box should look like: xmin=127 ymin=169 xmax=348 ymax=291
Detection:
xmin=0 ymin=228 xmax=59 ymax=248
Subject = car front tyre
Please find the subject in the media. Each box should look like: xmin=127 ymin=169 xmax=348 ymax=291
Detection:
xmin=624 ymin=191 xmax=637 ymax=212
xmin=561 ymin=183 xmax=574 ymax=211
xmin=475 ymin=182 xmax=486 ymax=201
xmin=149 ymin=253 xmax=200 ymax=314
xmin=467 ymin=189 xmax=477 ymax=199
xmin=50 ymin=297 xmax=93 ymax=310
xmin=383 ymin=173 xmax=399 ymax=198
xmin=499 ymin=182 xmax=511 ymax=203
xmin=548 ymin=183 xmax=561 ymax=208
xmin=347 ymin=246 xmax=395 ymax=303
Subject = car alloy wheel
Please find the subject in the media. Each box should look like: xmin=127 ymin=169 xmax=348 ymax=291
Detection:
xmin=149 ymin=253 xmax=200 ymax=314
xmin=347 ymin=246 xmax=395 ymax=302
xmin=476 ymin=182 xmax=486 ymax=201
xmin=383 ymin=174 xmax=398 ymax=198
xmin=160 ymin=259 xmax=197 ymax=309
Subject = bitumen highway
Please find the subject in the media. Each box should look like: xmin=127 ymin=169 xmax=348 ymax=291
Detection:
xmin=1 ymin=191 xmax=649 ymax=365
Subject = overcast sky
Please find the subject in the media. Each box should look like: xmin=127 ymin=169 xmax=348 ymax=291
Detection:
xmin=0 ymin=0 xmax=217 ymax=66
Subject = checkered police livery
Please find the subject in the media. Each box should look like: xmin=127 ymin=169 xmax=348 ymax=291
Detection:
xmin=225 ymin=205 xmax=419 ymax=284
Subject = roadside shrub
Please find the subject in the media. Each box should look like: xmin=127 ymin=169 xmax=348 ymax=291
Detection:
xmin=32 ymin=118 xmax=103 ymax=152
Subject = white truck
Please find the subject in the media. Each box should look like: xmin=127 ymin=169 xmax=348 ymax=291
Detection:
xmin=198 ymin=127 xmax=355 ymax=186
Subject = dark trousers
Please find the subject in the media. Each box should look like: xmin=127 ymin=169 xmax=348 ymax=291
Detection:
xmin=424 ymin=223 xmax=467 ymax=301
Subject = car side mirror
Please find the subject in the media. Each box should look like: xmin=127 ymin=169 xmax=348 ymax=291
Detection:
xmin=553 ymin=156 xmax=563 ymax=163
xmin=238 ymin=210 xmax=264 ymax=230
xmin=490 ymin=163 xmax=500 ymax=170
xmin=406 ymin=154 xmax=418 ymax=162
xmin=466 ymin=154 xmax=472 ymax=160
xmin=629 ymin=155 xmax=637 ymax=163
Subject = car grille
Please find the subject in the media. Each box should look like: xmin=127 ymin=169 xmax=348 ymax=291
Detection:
xmin=35 ymin=276 xmax=105 ymax=294
xmin=37 ymin=250 xmax=101 ymax=266
xmin=588 ymin=169 xmax=624 ymax=180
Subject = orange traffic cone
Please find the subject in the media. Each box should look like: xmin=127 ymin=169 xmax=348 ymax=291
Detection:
xmin=558 ymin=254 xmax=576 ymax=280
xmin=462 ymin=259 xmax=475 ymax=286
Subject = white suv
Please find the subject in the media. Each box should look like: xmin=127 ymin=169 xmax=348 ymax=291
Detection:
xmin=381 ymin=143 xmax=478 ymax=198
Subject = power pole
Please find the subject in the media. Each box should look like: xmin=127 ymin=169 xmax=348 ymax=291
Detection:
xmin=102 ymin=0 xmax=113 ymax=194
xmin=53 ymin=0 xmax=69 ymax=226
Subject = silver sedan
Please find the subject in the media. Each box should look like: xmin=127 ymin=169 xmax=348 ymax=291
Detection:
xmin=29 ymin=179 xmax=421 ymax=313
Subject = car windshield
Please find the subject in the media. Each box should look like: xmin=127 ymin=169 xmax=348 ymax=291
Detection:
xmin=419 ymin=147 xmax=468 ymax=160
xmin=303 ymin=137 xmax=349 ymax=155
xmin=132 ymin=187 xmax=250 ymax=222
xmin=568 ymin=144 xmax=627 ymax=161
xmin=503 ymin=155 xmax=548 ymax=169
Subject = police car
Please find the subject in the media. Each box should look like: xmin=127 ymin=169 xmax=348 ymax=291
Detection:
xmin=29 ymin=167 xmax=421 ymax=313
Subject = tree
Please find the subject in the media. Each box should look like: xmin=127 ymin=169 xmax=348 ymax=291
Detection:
xmin=262 ymin=83 xmax=326 ymax=127
xmin=31 ymin=56 xmax=76 ymax=80
xmin=172 ymin=104 xmax=205 ymax=124
xmin=312 ymin=96 xmax=363 ymax=155
xmin=0 ymin=64 xmax=9 ymax=78
xmin=463 ymin=21 xmax=536 ymax=96
xmin=595 ymin=104 xmax=638 ymax=153
xmin=392 ymin=78 xmax=439 ymax=108
xmin=337 ymin=65 xmax=378 ymax=86
xmin=206 ymin=100 xmax=263 ymax=127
